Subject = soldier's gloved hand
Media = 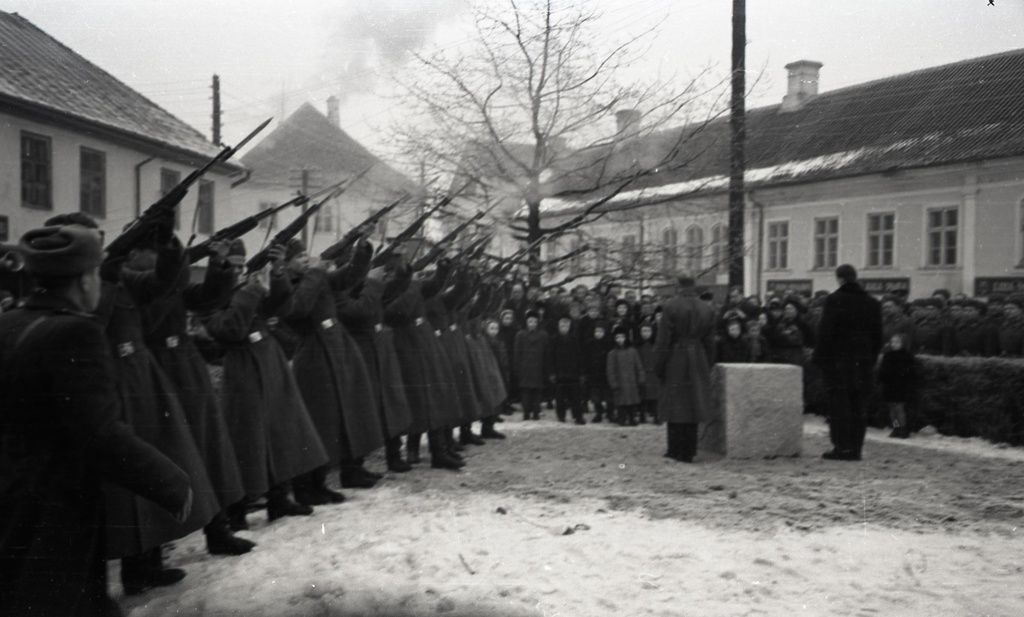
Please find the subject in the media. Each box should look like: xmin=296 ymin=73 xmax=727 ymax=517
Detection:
xmin=153 ymin=207 xmax=176 ymax=245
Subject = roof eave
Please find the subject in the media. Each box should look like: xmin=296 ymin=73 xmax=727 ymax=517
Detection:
xmin=0 ymin=93 xmax=244 ymax=176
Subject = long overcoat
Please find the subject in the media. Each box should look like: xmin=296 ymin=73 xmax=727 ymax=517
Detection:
xmin=812 ymin=281 xmax=883 ymax=390
xmin=635 ymin=340 xmax=660 ymax=401
xmin=0 ymin=295 xmax=190 ymax=616
xmin=97 ymin=248 xmax=219 ymax=558
xmin=654 ymin=289 xmax=717 ymax=424
xmin=426 ymin=292 xmax=479 ymax=424
xmin=200 ymin=281 xmax=328 ymax=495
xmin=607 ymin=346 xmax=646 ymax=406
xmin=384 ymin=279 xmax=444 ymax=434
xmin=278 ymin=268 xmax=384 ymax=463
xmin=144 ymin=258 xmax=245 ymax=509
xmin=336 ymin=277 xmax=413 ymax=440
xmin=513 ymin=328 xmax=550 ymax=389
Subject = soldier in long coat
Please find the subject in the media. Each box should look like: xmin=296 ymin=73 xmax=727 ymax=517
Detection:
xmin=143 ymin=244 xmax=251 ymax=555
xmin=96 ymin=235 xmax=221 ymax=594
xmin=654 ymin=275 xmax=717 ymax=462
xmin=199 ymin=240 xmax=329 ymax=526
xmin=0 ymin=225 xmax=191 ymax=617
xmin=277 ymin=239 xmax=385 ymax=501
xmin=998 ymin=295 xmax=1024 ymax=357
xmin=812 ymin=265 xmax=883 ymax=461
xmin=382 ymin=254 xmax=465 ymax=469
xmin=335 ymin=242 xmax=415 ymax=474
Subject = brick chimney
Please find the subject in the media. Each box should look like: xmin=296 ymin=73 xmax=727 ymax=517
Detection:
xmin=326 ymin=95 xmax=340 ymax=126
xmin=780 ymin=60 xmax=822 ymax=112
xmin=615 ymin=109 xmax=641 ymax=137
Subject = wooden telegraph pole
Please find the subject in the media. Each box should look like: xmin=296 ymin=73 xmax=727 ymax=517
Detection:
xmin=728 ymin=0 xmax=746 ymax=289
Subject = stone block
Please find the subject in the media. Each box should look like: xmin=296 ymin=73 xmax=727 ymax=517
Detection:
xmin=700 ymin=363 xmax=803 ymax=458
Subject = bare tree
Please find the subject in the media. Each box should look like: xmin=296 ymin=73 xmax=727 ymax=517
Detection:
xmin=389 ymin=0 xmax=725 ymax=284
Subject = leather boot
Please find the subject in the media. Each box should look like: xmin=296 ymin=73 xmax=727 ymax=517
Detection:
xmin=268 ymin=483 xmax=315 ymax=521
xmin=121 ymin=546 xmax=186 ymax=596
xmin=205 ymin=512 xmax=256 ymax=556
xmin=226 ymin=500 xmax=249 ymax=532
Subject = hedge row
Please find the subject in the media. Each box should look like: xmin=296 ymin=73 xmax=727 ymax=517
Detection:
xmin=909 ymin=355 xmax=1024 ymax=446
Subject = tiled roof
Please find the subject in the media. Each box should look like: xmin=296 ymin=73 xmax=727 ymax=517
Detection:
xmin=240 ymin=102 xmax=415 ymax=197
xmin=0 ymin=11 xmax=227 ymax=163
xmin=543 ymin=48 xmax=1024 ymax=214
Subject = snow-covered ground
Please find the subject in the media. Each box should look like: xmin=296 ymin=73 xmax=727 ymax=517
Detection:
xmin=119 ymin=415 xmax=1024 ymax=616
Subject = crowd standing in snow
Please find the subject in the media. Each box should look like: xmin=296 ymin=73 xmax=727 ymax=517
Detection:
xmin=2 ymin=206 xmax=1023 ymax=615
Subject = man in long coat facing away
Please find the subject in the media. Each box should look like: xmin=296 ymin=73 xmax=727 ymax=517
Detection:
xmin=0 ymin=225 xmax=192 ymax=616
xmin=812 ymin=264 xmax=883 ymax=461
xmin=654 ymin=274 xmax=717 ymax=462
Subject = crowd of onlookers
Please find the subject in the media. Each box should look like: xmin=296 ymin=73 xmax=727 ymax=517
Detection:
xmin=492 ymin=280 xmax=1024 ymax=439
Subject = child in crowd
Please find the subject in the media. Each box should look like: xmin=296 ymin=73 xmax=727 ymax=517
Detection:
xmin=877 ymin=332 xmax=915 ymax=438
xmin=606 ymin=326 xmax=646 ymax=426
xmin=584 ymin=320 xmax=615 ymax=422
xmin=716 ymin=314 xmax=750 ymax=363
xmin=513 ymin=310 xmax=549 ymax=421
xmin=548 ymin=314 xmax=586 ymax=424
xmin=635 ymin=321 xmax=660 ymax=424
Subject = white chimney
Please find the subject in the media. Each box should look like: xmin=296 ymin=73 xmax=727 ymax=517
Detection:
xmin=780 ymin=60 xmax=822 ymax=112
xmin=326 ymin=95 xmax=340 ymax=126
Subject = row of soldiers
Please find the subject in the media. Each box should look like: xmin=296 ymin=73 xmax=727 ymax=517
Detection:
xmin=0 ymin=208 xmax=520 ymax=616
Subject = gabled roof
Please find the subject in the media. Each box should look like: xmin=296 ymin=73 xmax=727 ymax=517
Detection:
xmin=240 ymin=102 xmax=415 ymax=197
xmin=0 ymin=11 xmax=230 ymax=166
xmin=543 ymin=48 xmax=1024 ymax=214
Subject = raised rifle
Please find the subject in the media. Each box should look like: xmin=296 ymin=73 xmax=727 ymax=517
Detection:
xmin=451 ymin=233 xmax=493 ymax=265
xmin=319 ymin=193 xmax=409 ymax=263
xmin=105 ymin=118 xmax=271 ymax=261
xmin=410 ymin=210 xmax=486 ymax=271
xmin=369 ymin=181 xmax=472 ymax=268
xmin=244 ymin=183 xmax=344 ymax=273
xmin=186 ymin=184 xmax=334 ymax=264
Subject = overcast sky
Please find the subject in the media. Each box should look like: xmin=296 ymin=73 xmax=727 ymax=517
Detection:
xmin=5 ymin=0 xmax=1023 ymax=164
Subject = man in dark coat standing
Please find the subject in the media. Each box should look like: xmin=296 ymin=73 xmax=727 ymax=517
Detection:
xmin=813 ymin=264 xmax=883 ymax=461
xmin=654 ymin=274 xmax=717 ymax=462
xmin=0 ymin=225 xmax=192 ymax=616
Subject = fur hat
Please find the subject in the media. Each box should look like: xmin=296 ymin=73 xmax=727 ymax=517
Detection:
xmin=1005 ymin=294 xmax=1024 ymax=309
xmin=44 ymin=212 xmax=99 ymax=229
xmin=21 ymin=225 xmax=104 ymax=277
xmin=524 ymin=309 xmax=540 ymax=321
xmin=611 ymin=325 xmax=630 ymax=338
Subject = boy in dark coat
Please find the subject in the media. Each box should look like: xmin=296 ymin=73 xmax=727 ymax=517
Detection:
xmin=635 ymin=321 xmax=660 ymax=424
xmin=548 ymin=314 xmax=586 ymax=424
xmin=583 ymin=320 xmax=615 ymax=422
xmin=513 ymin=310 xmax=549 ymax=420
xmin=877 ymin=332 xmax=915 ymax=438
xmin=607 ymin=325 xmax=646 ymax=426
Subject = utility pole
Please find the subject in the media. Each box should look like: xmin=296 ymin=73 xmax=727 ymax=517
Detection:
xmin=728 ymin=0 xmax=747 ymax=289
xmin=211 ymin=74 xmax=222 ymax=146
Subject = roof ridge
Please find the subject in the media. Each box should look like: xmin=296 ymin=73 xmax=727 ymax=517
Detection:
xmin=1 ymin=10 xmax=220 ymax=158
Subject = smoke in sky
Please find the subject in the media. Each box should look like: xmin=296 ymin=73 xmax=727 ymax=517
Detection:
xmin=320 ymin=0 xmax=468 ymax=101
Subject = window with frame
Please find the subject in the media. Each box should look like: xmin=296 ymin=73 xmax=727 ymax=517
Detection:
xmin=196 ymin=180 xmax=215 ymax=235
xmin=594 ymin=238 xmax=609 ymax=273
xmin=661 ymin=227 xmax=678 ymax=273
xmin=79 ymin=147 xmax=106 ymax=217
xmin=926 ymin=207 xmax=958 ymax=266
xmin=570 ymin=236 xmax=583 ymax=275
xmin=21 ymin=132 xmax=52 ymax=210
xmin=160 ymin=168 xmax=182 ymax=230
xmin=684 ymin=225 xmax=703 ymax=273
xmin=813 ymin=217 xmax=839 ymax=269
xmin=621 ymin=234 xmax=638 ymax=272
xmin=711 ymin=224 xmax=727 ymax=274
xmin=767 ymin=221 xmax=789 ymax=270
xmin=867 ymin=213 xmax=895 ymax=267
xmin=316 ymin=203 xmax=335 ymax=234
xmin=258 ymin=201 xmax=278 ymax=229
